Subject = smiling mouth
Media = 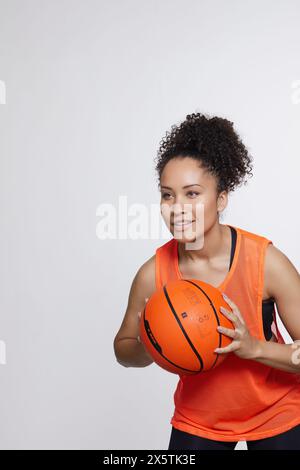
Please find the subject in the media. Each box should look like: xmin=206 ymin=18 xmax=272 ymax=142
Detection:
xmin=172 ymin=220 xmax=195 ymax=229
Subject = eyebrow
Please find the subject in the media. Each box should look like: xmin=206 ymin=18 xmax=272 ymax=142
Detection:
xmin=159 ymin=184 xmax=204 ymax=190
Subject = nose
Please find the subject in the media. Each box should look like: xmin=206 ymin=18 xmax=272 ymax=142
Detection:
xmin=171 ymin=200 xmax=194 ymax=221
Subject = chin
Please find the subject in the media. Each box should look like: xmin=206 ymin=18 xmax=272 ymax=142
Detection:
xmin=172 ymin=232 xmax=197 ymax=243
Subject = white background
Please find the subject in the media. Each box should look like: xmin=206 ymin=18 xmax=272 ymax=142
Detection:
xmin=0 ymin=0 xmax=299 ymax=450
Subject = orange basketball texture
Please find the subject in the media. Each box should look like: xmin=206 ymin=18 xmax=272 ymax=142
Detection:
xmin=139 ymin=279 xmax=234 ymax=375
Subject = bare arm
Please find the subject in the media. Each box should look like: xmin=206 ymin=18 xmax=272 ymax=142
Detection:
xmin=254 ymin=244 xmax=300 ymax=373
xmin=216 ymin=244 xmax=300 ymax=373
xmin=113 ymin=255 xmax=156 ymax=368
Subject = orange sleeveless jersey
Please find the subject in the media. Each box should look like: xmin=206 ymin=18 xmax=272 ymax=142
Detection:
xmin=155 ymin=224 xmax=300 ymax=441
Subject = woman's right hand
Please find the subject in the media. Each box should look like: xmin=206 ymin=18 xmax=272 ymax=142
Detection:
xmin=137 ymin=296 xmax=148 ymax=343
xmin=137 ymin=297 xmax=153 ymax=360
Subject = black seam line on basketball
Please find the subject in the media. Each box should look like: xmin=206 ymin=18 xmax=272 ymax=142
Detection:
xmin=163 ymin=285 xmax=204 ymax=372
xmin=183 ymin=280 xmax=222 ymax=371
xmin=142 ymin=303 xmax=198 ymax=373
xmin=183 ymin=280 xmax=221 ymax=370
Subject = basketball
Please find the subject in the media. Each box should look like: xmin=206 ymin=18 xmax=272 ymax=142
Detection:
xmin=139 ymin=279 xmax=234 ymax=375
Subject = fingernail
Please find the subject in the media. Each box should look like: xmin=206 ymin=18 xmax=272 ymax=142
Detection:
xmin=222 ymin=292 xmax=228 ymax=299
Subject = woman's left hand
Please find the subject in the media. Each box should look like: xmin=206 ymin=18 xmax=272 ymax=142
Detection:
xmin=214 ymin=292 xmax=260 ymax=360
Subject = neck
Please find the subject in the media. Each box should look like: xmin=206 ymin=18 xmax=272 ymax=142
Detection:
xmin=177 ymin=223 xmax=228 ymax=263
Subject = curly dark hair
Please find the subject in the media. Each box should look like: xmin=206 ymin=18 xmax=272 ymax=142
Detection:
xmin=154 ymin=112 xmax=253 ymax=194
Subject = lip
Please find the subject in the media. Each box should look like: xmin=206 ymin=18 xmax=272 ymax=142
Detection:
xmin=171 ymin=220 xmax=195 ymax=228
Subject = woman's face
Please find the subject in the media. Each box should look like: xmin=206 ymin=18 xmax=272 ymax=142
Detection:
xmin=159 ymin=157 xmax=227 ymax=243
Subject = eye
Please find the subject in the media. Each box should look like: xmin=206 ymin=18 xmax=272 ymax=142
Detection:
xmin=187 ymin=191 xmax=200 ymax=197
xmin=161 ymin=193 xmax=173 ymax=200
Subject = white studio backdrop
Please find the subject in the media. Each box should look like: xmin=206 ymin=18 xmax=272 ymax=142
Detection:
xmin=0 ymin=0 xmax=299 ymax=450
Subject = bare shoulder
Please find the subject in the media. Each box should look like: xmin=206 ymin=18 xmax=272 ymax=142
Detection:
xmin=264 ymin=243 xmax=300 ymax=340
xmin=264 ymin=243 xmax=300 ymax=300
xmin=132 ymin=254 xmax=156 ymax=300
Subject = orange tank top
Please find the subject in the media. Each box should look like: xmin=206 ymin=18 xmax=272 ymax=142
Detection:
xmin=155 ymin=224 xmax=300 ymax=442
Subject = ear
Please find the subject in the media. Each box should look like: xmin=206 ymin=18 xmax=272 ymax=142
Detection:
xmin=217 ymin=191 xmax=228 ymax=214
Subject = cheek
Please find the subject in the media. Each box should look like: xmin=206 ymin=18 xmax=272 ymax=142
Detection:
xmin=192 ymin=200 xmax=205 ymax=219
xmin=160 ymin=202 xmax=172 ymax=225
xmin=199 ymin=197 xmax=217 ymax=213
xmin=193 ymin=198 xmax=217 ymax=228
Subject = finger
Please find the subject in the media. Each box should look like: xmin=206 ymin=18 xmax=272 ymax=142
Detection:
xmin=221 ymin=292 xmax=237 ymax=309
xmin=137 ymin=312 xmax=142 ymax=341
xmin=221 ymin=293 xmax=239 ymax=315
xmin=220 ymin=306 xmax=239 ymax=324
xmin=222 ymin=293 xmax=245 ymax=324
xmin=214 ymin=342 xmax=238 ymax=354
xmin=217 ymin=325 xmax=237 ymax=339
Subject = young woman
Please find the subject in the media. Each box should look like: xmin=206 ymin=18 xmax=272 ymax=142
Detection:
xmin=113 ymin=113 xmax=300 ymax=450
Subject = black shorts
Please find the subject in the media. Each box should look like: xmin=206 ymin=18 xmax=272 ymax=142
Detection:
xmin=168 ymin=424 xmax=300 ymax=450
